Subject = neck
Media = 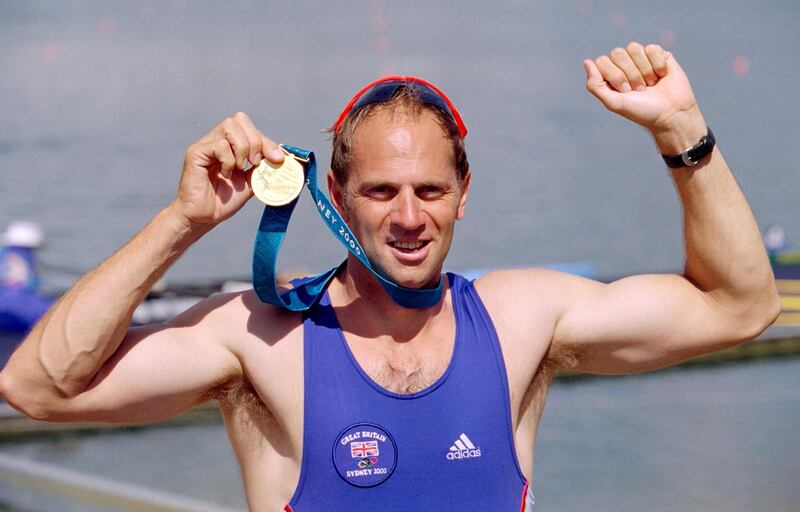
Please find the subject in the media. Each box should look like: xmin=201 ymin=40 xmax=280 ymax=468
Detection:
xmin=328 ymin=255 xmax=447 ymax=341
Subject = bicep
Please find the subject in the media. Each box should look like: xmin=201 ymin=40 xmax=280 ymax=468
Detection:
xmin=52 ymin=299 xmax=243 ymax=424
xmin=553 ymin=273 xmax=746 ymax=374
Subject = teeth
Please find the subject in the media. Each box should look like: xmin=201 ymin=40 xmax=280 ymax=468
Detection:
xmin=393 ymin=241 xmax=424 ymax=250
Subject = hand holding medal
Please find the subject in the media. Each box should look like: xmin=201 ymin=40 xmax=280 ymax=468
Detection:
xmin=172 ymin=112 xmax=285 ymax=227
xmin=249 ymin=147 xmax=306 ymax=207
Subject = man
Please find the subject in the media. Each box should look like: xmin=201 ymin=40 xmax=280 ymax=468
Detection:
xmin=0 ymin=221 xmax=54 ymax=334
xmin=0 ymin=42 xmax=779 ymax=511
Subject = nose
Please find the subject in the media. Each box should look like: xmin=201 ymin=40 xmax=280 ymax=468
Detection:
xmin=390 ymin=188 xmax=425 ymax=230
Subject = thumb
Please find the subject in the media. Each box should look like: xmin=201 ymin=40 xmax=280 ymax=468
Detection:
xmin=583 ymin=59 xmax=620 ymax=111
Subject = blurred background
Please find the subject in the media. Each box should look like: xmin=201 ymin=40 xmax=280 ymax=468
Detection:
xmin=1 ymin=1 xmax=798 ymax=511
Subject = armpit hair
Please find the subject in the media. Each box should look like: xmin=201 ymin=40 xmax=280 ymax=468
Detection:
xmin=544 ymin=340 xmax=579 ymax=372
xmin=522 ymin=341 xmax=579 ymax=420
xmin=208 ymin=377 xmax=273 ymax=420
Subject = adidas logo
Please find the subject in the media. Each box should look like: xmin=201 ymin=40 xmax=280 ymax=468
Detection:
xmin=446 ymin=433 xmax=482 ymax=460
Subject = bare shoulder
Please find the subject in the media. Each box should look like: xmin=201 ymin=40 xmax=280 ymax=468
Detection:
xmin=152 ymin=288 xmax=304 ymax=388
xmin=472 ymin=268 xmax=587 ymax=370
xmin=184 ymin=289 xmax=305 ymax=410
xmin=165 ymin=288 xmax=303 ymax=346
xmin=473 ymin=268 xmax=584 ymax=317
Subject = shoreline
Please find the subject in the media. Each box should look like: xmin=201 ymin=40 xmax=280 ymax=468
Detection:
xmin=0 ymin=335 xmax=798 ymax=440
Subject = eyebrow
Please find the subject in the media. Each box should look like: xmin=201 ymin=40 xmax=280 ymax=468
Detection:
xmin=357 ymin=177 xmax=454 ymax=190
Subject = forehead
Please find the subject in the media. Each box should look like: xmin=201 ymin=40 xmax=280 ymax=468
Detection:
xmin=348 ymin=106 xmax=455 ymax=182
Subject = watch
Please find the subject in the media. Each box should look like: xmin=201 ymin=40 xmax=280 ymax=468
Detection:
xmin=661 ymin=127 xmax=715 ymax=168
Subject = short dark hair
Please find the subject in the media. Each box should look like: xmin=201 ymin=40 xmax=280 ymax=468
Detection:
xmin=330 ymin=85 xmax=469 ymax=185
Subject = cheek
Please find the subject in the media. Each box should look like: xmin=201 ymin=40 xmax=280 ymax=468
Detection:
xmin=343 ymin=192 xmax=359 ymax=222
xmin=347 ymin=203 xmax=390 ymax=235
xmin=428 ymin=202 xmax=460 ymax=227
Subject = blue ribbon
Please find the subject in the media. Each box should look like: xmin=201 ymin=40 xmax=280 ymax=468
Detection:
xmin=252 ymin=145 xmax=443 ymax=311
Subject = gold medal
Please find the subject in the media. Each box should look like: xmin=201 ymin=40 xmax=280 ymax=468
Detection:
xmin=250 ymin=149 xmax=305 ymax=206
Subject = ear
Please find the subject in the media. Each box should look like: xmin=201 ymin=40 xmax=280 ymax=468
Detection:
xmin=456 ymin=170 xmax=471 ymax=220
xmin=327 ymin=169 xmax=350 ymax=222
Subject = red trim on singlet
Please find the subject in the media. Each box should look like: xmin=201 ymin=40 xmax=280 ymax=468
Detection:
xmin=519 ymin=480 xmax=530 ymax=512
xmin=284 ymin=505 xmax=293 ymax=512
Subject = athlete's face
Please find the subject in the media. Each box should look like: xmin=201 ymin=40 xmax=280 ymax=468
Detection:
xmin=329 ymin=107 xmax=469 ymax=289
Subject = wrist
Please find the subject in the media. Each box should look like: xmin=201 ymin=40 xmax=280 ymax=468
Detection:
xmin=650 ymin=105 xmax=707 ymax=155
xmin=163 ymin=202 xmax=214 ymax=245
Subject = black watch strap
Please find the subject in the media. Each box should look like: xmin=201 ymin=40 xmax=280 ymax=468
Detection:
xmin=661 ymin=127 xmax=715 ymax=168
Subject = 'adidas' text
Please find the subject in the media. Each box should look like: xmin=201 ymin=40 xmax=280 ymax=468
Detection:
xmin=446 ymin=433 xmax=482 ymax=460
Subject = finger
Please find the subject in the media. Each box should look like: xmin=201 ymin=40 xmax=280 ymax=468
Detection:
xmin=260 ymin=134 xmax=284 ymax=164
xmin=645 ymin=44 xmax=669 ymax=78
xmin=214 ymin=139 xmax=237 ymax=179
xmin=583 ymin=59 xmax=621 ymax=112
xmin=609 ymin=46 xmax=646 ymax=91
xmin=232 ymin=112 xmax=268 ymax=166
xmin=625 ymin=41 xmax=656 ymax=87
xmin=230 ymin=112 xmax=284 ymax=164
xmin=229 ymin=162 xmax=253 ymax=197
xmin=192 ymin=138 xmax=236 ymax=179
xmin=220 ymin=117 xmax=251 ymax=171
xmin=595 ymin=54 xmax=631 ymax=93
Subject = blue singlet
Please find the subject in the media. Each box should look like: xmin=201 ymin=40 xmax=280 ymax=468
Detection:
xmin=285 ymin=273 xmax=532 ymax=511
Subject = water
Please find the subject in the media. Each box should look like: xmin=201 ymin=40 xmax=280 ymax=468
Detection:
xmin=0 ymin=357 xmax=797 ymax=511
xmin=535 ymin=358 xmax=800 ymax=511
xmin=2 ymin=1 xmax=799 ymax=510
xmin=2 ymin=1 xmax=799 ymax=289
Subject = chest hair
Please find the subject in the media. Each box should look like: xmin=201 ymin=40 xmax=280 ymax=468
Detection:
xmin=362 ymin=353 xmax=450 ymax=395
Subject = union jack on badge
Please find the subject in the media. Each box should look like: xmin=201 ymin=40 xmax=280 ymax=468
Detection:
xmin=334 ymin=423 xmax=397 ymax=487
xmin=350 ymin=440 xmax=379 ymax=458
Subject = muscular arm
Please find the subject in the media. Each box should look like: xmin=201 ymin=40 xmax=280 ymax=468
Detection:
xmin=0 ymin=113 xmax=284 ymax=421
xmin=518 ymin=44 xmax=778 ymax=374
xmin=559 ymin=146 xmax=779 ymax=372
xmin=0 ymin=207 xmax=215 ymax=420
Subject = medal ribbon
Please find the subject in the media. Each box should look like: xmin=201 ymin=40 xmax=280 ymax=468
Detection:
xmin=252 ymin=144 xmax=443 ymax=311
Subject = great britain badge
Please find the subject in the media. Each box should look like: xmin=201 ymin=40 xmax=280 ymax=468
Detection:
xmin=332 ymin=423 xmax=397 ymax=487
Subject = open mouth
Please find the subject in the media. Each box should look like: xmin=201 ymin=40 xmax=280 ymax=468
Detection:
xmin=389 ymin=240 xmax=429 ymax=253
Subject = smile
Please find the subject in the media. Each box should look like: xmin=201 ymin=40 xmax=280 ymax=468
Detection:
xmin=389 ymin=241 xmax=429 ymax=252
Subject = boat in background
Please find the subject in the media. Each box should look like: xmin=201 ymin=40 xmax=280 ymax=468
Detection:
xmin=771 ymin=253 xmax=800 ymax=326
xmin=764 ymin=225 xmax=800 ymax=325
xmin=765 ymin=224 xmax=800 ymax=278
xmin=772 ymin=252 xmax=800 ymax=280
xmin=0 ymin=222 xmax=55 ymax=335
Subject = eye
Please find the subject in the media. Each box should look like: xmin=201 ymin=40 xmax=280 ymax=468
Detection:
xmin=364 ymin=185 xmax=396 ymax=200
xmin=417 ymin=186 xmax=445 ymax=200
